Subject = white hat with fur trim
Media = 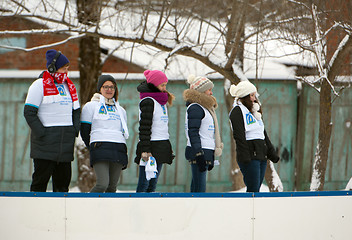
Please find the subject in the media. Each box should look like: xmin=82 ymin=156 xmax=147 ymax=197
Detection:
xmin=229 ymin=81 xmax=257 ymax=98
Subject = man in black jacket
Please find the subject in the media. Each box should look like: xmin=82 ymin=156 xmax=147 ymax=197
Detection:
xmin=24 ymin=49 xmax=80 ymax=192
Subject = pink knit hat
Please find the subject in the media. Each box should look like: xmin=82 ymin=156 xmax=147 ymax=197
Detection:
xmin=144 ymin=70 xmax=168 ymax=87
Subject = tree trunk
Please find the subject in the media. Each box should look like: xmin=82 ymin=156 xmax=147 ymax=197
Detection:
xmin=75 ymin=0 xmax=103 ymax=192
xmin=75 ymin=140 xmax=96 ymax=192
xmin=75 ymin=36 xmax=101 ymax=192
xmin=310 ymin=79 xmax=332 ymax=191
xmin=78 ymin=37 xmax=101 ymax=104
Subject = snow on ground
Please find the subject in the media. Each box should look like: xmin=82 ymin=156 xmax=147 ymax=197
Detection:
xmin=67 ymin=184 xmax=270 ymax=193
xmin=345 ymin=177 xmax=352 ymax=190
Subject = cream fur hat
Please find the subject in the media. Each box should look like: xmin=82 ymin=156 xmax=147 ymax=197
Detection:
xmin=187 ymin=74 xmax=214 ymax=93
xmin=229 ymin=81 xmax=257 ymax=98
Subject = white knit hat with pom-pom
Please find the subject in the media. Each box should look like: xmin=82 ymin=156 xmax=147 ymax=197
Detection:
xmin=229 ymin=81 xmax=257 ymax=98
xmin=187 ymin=74 xmax=214 ymax=93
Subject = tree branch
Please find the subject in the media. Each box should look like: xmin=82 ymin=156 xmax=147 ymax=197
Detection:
xmin=0 ymin=33 xmax=86 ymax=51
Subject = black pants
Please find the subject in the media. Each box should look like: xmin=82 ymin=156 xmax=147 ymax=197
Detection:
xmin=30 ymin=159 xmax=72 ymax=192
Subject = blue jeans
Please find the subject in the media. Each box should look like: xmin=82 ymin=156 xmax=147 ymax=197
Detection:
xmin=238 ymin=160 xmax=267 ymax=192
xmin=136 ymin=164 xmax=163 ymax=192
xmin=190 ymin=163 xmax=208 ymax=192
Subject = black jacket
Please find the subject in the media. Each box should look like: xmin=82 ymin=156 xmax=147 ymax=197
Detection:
xmin=24 ymin=104 xmax=80 ymax=162
xmin=229 ymin=106 xmax=279 ymax=164
xmin=134 ymin=81 xmax=174 ymax=165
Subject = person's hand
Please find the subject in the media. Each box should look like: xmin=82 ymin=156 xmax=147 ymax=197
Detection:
xmin=141 ymin=152 xmax=152 ymax=161
xmin=195 ymin=152 xmax=206 ymax=172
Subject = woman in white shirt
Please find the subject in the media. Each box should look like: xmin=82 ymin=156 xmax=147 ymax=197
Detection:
xmin=81 ymin=75 xmax=129 ymax=193
xmin=229 ymin=81 xmax=279 ymax=192
xmin=184 ymin=75 xmax=223 ymax=192
xmin=134 ymin=70 xmax=175 ymax=192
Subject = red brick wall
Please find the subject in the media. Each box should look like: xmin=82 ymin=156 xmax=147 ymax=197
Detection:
xmin=0 ymin=16 xmax=144 ymax=73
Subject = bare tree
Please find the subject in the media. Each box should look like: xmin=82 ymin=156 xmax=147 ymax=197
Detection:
xmin=273 ymin=0 xmax=352 ymax=190
xmin=75 ymin=0 xmax=104 ymax=192
xmin=0 ymin=0 xmax=290 ymax=191
xmin=104 ymin=0 xmax=286 ymax=191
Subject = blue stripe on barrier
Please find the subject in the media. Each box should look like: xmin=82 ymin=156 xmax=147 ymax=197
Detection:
xmin=0 ymin=191 xmax=350 ymax=198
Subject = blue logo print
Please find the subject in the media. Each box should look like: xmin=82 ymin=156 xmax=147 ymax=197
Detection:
xmin=106 ymin=105 xmax=115 ymax=112
xmin=149 ymin=157 xmax=156 ymax=166
xmin=246 ymin=113 xmax=256 ymax=125
xmin=161 ymin=105 xmax=167 ymax=115
xmin=99 ymin=106 xmax=107 ymax=114
xmin=57 ymin=85 xmax=66 ymax=96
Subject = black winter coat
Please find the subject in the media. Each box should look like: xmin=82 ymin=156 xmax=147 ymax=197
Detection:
xmin=24 ymin=105 xmax=80 ymax=162
xmin=134 ymin=81 xmax=174 ymax=165
xmin=229 ymin=106 xmax=279 ymax=164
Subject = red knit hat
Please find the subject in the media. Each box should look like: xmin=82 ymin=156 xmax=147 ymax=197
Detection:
xmin=144 ymin=70 xmax=168 ymax=87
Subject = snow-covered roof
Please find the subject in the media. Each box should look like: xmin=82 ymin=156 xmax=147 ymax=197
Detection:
xmin=1 ymin=0 xmax=316 ymax=81
xmin=0 ymin=70 xmax=146 ymax=80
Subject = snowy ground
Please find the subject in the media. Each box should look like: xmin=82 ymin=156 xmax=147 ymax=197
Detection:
xmin=68 ymin=184 xmax=270 ymax=193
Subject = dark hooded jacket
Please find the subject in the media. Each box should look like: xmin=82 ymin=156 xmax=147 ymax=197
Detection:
xmin=229 ymin=105 xmax=279 ymax=164
xmin=24 ymin=100 xmax=80 ymax=162
xmin=134 ymin=81 xmax=174 ymax=165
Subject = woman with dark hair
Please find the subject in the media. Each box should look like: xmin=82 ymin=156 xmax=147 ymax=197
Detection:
xmin=229 ymin=81 xmax=279 ymax=192
xmin=80 ymin=74 xmax=129 ymax=193
xmin=134 ymin=70 xmax=175 ymax=192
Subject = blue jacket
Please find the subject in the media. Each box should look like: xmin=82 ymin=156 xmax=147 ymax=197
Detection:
xmin=185 ymin=103 xmax=215 ymax=163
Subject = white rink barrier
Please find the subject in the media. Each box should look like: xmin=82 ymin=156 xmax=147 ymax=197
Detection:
xmin=0 ymin=191 xmax=351 ymax=240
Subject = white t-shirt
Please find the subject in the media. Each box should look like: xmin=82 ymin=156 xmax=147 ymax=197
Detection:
xmin=185 ymin=103 xmax=215 ymax=150
xmin=81 ymin=100 xmax=127 ymax=144
xmin=236 ymin=102 xmax=265 ymax=140
xmin=139 ymin=97 xmax=169 ymax=141
xmin=25 ymin=78 xmax=74 ymax=127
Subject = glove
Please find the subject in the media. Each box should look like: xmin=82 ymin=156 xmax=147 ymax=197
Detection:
xmin=195 ymin=152 xmax=206 ymax=172
xmin=270 ymin=156 xmax=280 ymax=163
xmin=207 ymin=160 xmax=214 ymax=171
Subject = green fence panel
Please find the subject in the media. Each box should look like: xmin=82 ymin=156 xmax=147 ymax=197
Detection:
xmin=8 ymin=77 xmax=350 ymax=192
xmin=296 ymin=84 xmax=352 ymax=191
xmin=256 ymin=80 xmax=297 ymax=191
xmin=115 ymin=79 xmax=233 ymax=192
xmin=0 ymin=79 xmax=79 ymax=191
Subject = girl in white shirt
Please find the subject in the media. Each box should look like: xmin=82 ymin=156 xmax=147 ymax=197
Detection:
xmin=184 ymin=75 xmax=223 ymax=192
xmin=81 ymin=75 xmax=129 ymax=193
xmin=229 ymin=81 xmax=279 ymax=192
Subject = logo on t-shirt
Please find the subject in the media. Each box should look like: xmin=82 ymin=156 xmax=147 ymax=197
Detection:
xmin=246 ymin=113 xmax=256 ymax=125
xmin=57 ymin=85 xmax=66 ymax=96
xmin=106 ymin=105 xmax=115 ymax=112
xmin=99 ymin=106 xmax=107 ymax=114
xmin=208 ymin=124 xmax=215 ymax=133
xmin=161 ymin=105 xmax=167 ymax=115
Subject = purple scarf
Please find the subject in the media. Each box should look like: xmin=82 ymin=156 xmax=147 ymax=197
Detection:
xmin=140 ymin=92 xmax=168 ymax=105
